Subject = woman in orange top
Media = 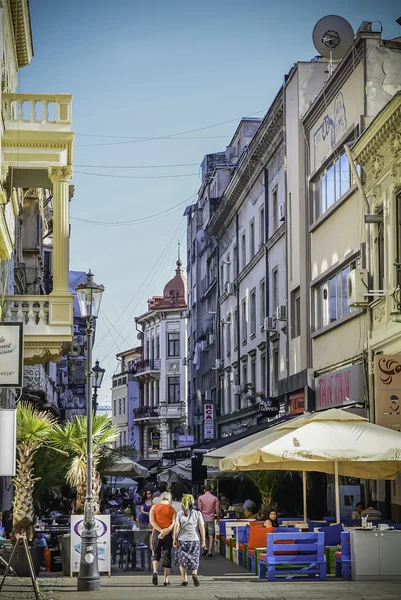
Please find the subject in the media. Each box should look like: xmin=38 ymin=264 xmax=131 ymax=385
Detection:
xmin=149 ymin=491 xmax=176 ymax=586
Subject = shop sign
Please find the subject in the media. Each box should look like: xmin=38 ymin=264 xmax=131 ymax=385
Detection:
xmin=0 ymin=409 xmax=16 ymax=476
xmin=70 ymin=515 xmax=110 ymax=575
xmin=151 ymin=430 xmax=161 ymax=451
xmin=260 ymin=398 xmax=279 ymax=415
xmin=289 ymin=393 xmax=305 ymax=415
xmin=178 ymin=434 xmax=194 ymax=446
xmin=0 ymin=323 xmax=23 ymax=387
xmin=204 ymin=403 xmax=214 ymax=439
xmin=315 ymin=364 xmax=364 ymax=411
xmin=375 ymin=355 xmax=401 ymax=431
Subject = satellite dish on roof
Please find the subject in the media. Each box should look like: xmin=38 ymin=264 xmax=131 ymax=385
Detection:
xmin=137 ymin=332 xmax=144 ymax=340
xmin=313 ymin=15 xmax=354 ymax=60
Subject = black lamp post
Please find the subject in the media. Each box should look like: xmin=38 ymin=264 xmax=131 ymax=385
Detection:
xmin=92 ymin=360 xmax=105 ymax=415
xmin=75 ymin=270 xmax=104 ymax=592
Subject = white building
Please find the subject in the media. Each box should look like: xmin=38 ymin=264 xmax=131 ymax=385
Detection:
xmin=111 ymin=347 xmax=141 ymax=449
xmin=135 ymin=259 xmax=188 ymax=459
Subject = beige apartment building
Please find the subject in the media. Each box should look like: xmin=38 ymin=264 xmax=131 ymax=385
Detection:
xmin=297 ymin=26 xmax=401 ymax=420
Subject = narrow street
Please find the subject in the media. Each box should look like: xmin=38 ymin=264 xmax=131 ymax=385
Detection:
xmin=2 ymin=554 xmax=401 ymax=600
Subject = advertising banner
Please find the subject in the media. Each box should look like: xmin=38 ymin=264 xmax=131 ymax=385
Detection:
xmin=0 ymin=323 xmax=23 ymax=387
xmin=0 ymin=409 xmax=16 ymax=476
xmin=204 ymin=403 xmax=214 ymax=439
xmin=70 ymin=515 xmax=110 ymax=575
xmin=375 ymin=355 xmax=401 ymax=431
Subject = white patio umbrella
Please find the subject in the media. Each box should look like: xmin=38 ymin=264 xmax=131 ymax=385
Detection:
xmin=103 ymin=456 xmax=150 ymax=479
xmin=157 ymin=459 xmax=219 ymax=484
xmin=221 ymin=408 xmax=401 ymax=522
xmin=218 ymin=414 xmax=314 ymax=520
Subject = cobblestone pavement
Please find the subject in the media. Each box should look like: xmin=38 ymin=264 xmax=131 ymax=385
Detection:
xmin=1 ymin=555 xmax=401 ymax=600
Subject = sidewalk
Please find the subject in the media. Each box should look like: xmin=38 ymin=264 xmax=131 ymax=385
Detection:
xmin=2 ymin=553 xmax=401 ymax=599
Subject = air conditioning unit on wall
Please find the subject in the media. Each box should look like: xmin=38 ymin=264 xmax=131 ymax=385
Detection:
xmin=279 ymin=203 xmax=285 ymax=221
xmin=200 ymin=340 xmax=209 ymax=351
xmin=264 ymin=317 xmax=276 ymax=332
xmin=277 ymin=305 xmax=287 ymax=321
xmin=225 ymin=282 xmax=235 ymax=295
xmin=205 ymin=390 xmax=212 ymax=401
xmin=233 ymin=385 xmax=242 ymax=395
xmin=215 ymin=358 xmax=224 ymax=370
xmin=347 ymin=269 xmax=369 ymax=307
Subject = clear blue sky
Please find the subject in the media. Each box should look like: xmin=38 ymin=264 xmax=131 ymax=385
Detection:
xmin=20 ymin=0 xmax=401 ymax=405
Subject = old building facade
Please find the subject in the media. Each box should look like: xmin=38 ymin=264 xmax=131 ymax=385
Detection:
xmin=135 ymin=259 xmax=188 ymax=459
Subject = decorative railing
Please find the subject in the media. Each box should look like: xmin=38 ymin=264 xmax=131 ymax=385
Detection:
xmin=136 ymin=359 xmax=161 ymax=374
xmin=134 ymin=407 xmax=160 ymax=419
xmin=2 ymin=296 xmax=49 ymax=326
xmin=2 ymin=93 xmax=72 ymax=128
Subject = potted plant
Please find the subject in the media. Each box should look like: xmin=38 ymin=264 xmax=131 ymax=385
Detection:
xmin=3 ymin=403 xmax=58 ymax=576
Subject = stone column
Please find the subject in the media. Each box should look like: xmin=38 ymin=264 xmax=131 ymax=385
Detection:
xmin=48 ymin=166 xmax=73 ymax=295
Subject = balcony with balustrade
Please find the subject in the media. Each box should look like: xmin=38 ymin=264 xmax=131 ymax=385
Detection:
xmin=133 ymin=403 xmax=186 ymax=422
xmin=134 ymin=359 xmax=161 ymax=381
xmin=0 ymin=93 xmax=75 ymax=364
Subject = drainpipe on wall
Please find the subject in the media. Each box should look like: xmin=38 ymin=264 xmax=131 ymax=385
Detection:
xmin=135 ymin=321 xmax=145 ymax=455
xmin=235 ymin=212 xmax=241 ymax=409
xmin=216 ymin=240 xmax=221 ymax=418
xmin=282 ymin=83 xmax=290 ymax=405
xmin=264 ymin=168 xmax=271 ymax=403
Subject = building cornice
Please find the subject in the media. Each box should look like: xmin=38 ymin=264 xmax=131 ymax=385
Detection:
xmin=352 ymin=93 xmax=401 ymax=168
xmin=208 ymin=89 xmax=284 ymax=236
xmin=9 ymin=0 xmax=33 ymax=68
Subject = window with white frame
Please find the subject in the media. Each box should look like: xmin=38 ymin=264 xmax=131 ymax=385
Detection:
xmin=250 ymin=288 xmax=256 ymax=336
xmin=312 ymin=151 xmax=358 ymax=220
xmin=272 ymin=267 xmax=279 ymax=314
xmin=314 ymin=264 xmax=351 ymax=330
xmin=241 ymin=298 xmax=247 ymax=342
xmin=376 ymin=211 xmax=385 ymax=291
xmin=272 ymin=187 xmax=278 ymax=231
xmin=241 ymin=232 xmax=246 ymax=270
xmin=260 ymin=278 xmax=265 ymax=326
xmin=233 ymin=307 xmax=238 ymax=348
xmin=291 ymin=288 xmax=301 ymax=339
xmin=272 ymin=348 xmax=279 ymax=396
xmin=249 ymin=219 xmax=255 ymax=258
xmin=259 ymin=205 xmax=265 ymax=246
xmin=226 ymin=315 xmax=231 ymax=355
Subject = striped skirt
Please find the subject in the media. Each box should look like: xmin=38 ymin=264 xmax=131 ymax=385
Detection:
xmin=175 ymin=540 xmax=200 ymax=571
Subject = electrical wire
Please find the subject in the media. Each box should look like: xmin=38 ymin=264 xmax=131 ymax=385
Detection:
xmin=93 ymin=219 xmax=185 ymax=353
xmin=75 ymin=162 xmax=200 ymax=169
xmin=74 ymin=171 xmax=199 ymax=179
xmin=98 ymin=220 xmax=187 ymax=364
xmin=70 ymin=193 xmax=196 ymax=226
xmin=75 ymin=109 xmax=266 ymax=146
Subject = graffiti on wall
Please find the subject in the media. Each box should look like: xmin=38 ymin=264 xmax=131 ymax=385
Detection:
xmin=313 ymin=92 xmax=348 ymax=170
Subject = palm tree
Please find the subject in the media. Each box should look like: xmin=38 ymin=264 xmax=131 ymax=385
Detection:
xmin=50 ymin=414 xmax=119 ymax=514
xmin=13 ymin=402 xmax=57 ymax=537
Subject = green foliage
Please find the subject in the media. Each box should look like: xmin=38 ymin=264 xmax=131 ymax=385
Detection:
xmin=16 ymin=402 xmax=57 ymax=446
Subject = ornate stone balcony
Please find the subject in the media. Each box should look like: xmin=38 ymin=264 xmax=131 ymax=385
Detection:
xmin=2 ymin=294 xmax=73 ymax=364
xmin=134 ymin=359 xmax=161 ymax=380
xmin=1 ymin=93 xmax=73 ymax=173
xmin=133 ymin=403 xmax=186 ymax=422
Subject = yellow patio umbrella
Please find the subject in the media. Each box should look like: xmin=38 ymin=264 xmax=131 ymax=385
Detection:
xmin=220 ymin=408 xmax=401 ymax=522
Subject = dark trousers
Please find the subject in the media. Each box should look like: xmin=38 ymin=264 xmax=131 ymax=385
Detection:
xmin=151 ymin=530 xmax=173 ymax=568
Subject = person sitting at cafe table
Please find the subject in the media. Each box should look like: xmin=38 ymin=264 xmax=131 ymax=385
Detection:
xmin=352 ymin=502 xmax=364 ymax=520
xmin=361 ymin=500 xmax=382 ymax=521
xmin=263 ymin=508 xmax=280 ymax=528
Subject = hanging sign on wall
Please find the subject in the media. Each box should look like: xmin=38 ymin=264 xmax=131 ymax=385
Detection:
xmin=0 ymin=323 xmax=23 ymax=387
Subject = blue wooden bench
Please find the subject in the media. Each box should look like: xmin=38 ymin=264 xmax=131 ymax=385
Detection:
xmin=258 ymin=532 xmax=326 ymax=581
xmin=335 ymin=531 xmax=351 ymax=580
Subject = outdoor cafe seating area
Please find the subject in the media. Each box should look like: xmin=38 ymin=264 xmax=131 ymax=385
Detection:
xmin=216 ymin=516 xmax=401 ymax=581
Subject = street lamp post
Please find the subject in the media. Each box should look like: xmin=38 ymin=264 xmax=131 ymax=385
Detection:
xmin=75 ymin=270 xmax=104 ymax=592
xmin=92 ymin=360 xmax=105 ymax=415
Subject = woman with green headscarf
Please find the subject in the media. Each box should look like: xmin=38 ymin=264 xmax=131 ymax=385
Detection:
xmin=173 ymin=493 xmax=206 ymax=586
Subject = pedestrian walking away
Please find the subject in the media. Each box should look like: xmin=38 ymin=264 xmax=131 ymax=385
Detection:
xmin=198 ymin=484 xmax=219 ymax=557
xmin=173 ymin=493 xmax=206 ymax=587
xmin=149 ymin=491 xmax=176 ymax=586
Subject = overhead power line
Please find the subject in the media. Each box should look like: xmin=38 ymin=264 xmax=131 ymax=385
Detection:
xmin=75 ymin=162 xmax=200 ymax=169
xmin=74 ymin=171 xmax=198 ymax=179
xmin=70 ymin=193 xmax=196 ymax=226
xmin=75 ymin=108 xmax=266 ymax=147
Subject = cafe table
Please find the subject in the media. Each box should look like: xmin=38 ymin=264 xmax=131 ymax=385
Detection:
xmin=113 ymin=528 xmax=150 ymax=572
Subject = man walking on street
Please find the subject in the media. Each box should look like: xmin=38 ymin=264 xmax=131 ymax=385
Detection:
xmin=198 ymin=485 xmax=219 ymax=557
